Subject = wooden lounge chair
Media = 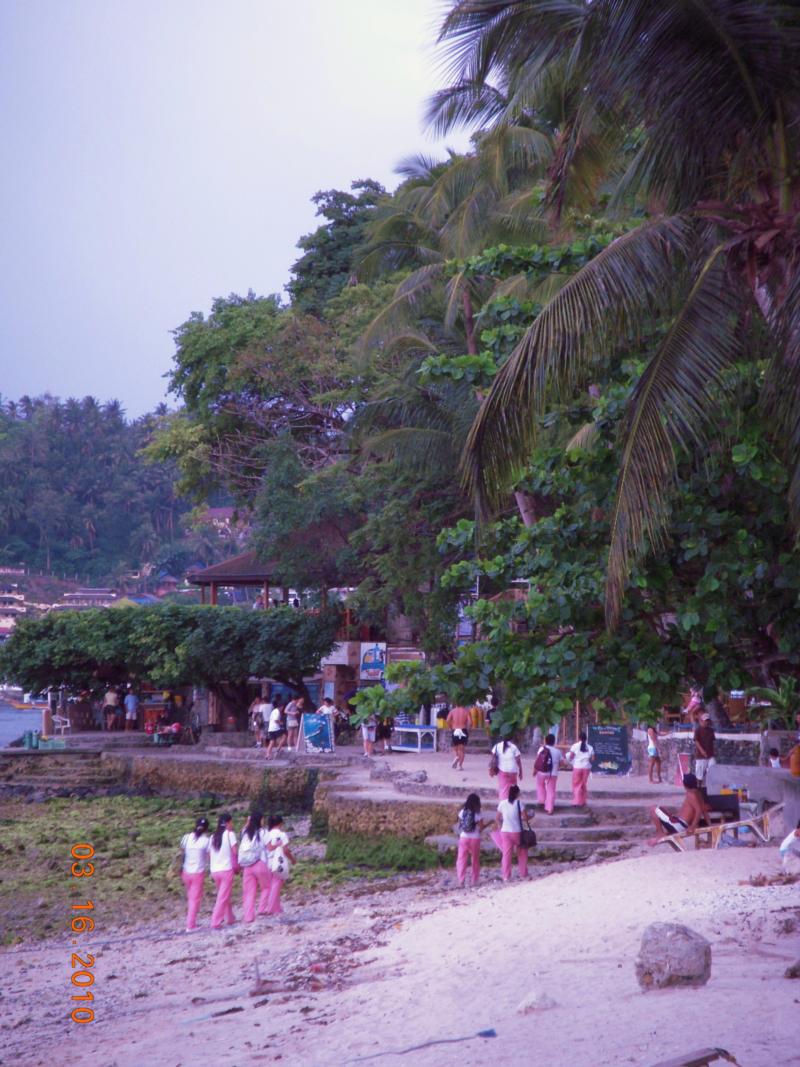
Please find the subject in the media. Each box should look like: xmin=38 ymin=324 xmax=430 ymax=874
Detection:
xmin=656 ymin=803 xmax=784 ymax=852
xmin=648 ymin=1048 xmax=740 ymax=1067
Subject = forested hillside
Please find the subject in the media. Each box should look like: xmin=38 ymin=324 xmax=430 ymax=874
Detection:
xmin=0 ymin=395 xmax=219 ymax=582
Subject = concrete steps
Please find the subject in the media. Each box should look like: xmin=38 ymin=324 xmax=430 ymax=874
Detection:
xmin=0 ymin=751 xmax=125 ymax=799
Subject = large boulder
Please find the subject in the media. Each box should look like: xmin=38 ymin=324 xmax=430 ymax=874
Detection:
xmin=635 ymin=922 xmax=711 ymax=990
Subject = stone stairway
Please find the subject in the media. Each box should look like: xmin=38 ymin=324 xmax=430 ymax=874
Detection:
xmin=0 ymin=751 xmax=125 ymax=800
xmin=314 ymin=760 xmax=656 ymax=863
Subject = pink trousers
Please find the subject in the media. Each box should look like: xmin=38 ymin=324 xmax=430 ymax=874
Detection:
xmin=496 ymin=770 xmax=518 ymax=802
xmin=242 ymin=860 xmax=270 ymax=921
xmin=495 ymin=830 xmax=528 ymax=880
xmin=181 ymin=871 xmax=204 ymax=930
xmin=572 ymin=768 xmax=590 ymax=806
xmin=536 ymin=772 xmax=558 ymax=813
xmin=264 ymin=870 xmax=285 ymax=915
xmin=210 ymin=869 xmax=235 ymax=928
xmin=456 ymin=836 xmax=481 ymax=885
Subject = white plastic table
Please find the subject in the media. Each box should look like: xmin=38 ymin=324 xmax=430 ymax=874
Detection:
xmin=391 ymin=725 xmax=437 ymax=753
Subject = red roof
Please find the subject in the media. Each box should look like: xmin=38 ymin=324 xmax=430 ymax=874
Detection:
xmin=186 ymin=551 xmax=280 ymax=586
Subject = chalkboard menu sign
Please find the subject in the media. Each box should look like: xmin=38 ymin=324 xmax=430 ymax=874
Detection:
xmin=588 ymin=724 xmax=630 ymax=775
xmin=299 ymin=713 xmax=334 ymax=754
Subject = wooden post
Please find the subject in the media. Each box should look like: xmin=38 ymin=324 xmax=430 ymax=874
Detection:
xmin=200 ymin=586 xmax=206 ymax=605
xmin=263 ymin=581 xmax=270 ymax=608
xmin=210 ymin=582 xmax=217 ymax=606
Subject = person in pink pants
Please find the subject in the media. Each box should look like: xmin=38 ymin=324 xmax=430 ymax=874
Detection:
xmin=567 ymin=731 xmax=595 ymax=807
xmin=179 ymin=816 xmax=209 ymax=932
xmin=456 ymin=793 xmax=483 ymax=886
xmin=493 ymin=785 xmax=529 ymax=880
xmin=239 ymin=811 xmax=270 ymax=921
xmin=534 ymin=733 xmax=562 ymax=814
xmin=208 ymin=812 xmax=238 ymax=929
xmin=490 ymin=738 xmax=523 ymax=801
xmin=264 ymin=813 xmax=296 ymax=915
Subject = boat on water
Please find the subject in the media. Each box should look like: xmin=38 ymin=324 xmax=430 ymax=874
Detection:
xmin=0 ymin=685 xmax=48 ymax=709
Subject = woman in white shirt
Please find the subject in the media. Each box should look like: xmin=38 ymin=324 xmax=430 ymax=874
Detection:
xmin=492 ymin=784 xmax=531 ymax=881
xmin=567 ymin=731 xmax=594 ymax=807
xmin=265 ymin=702 xmax=287 ymax=759
xmin=239 ymin=811 xmax=270 ymax=922
xmin=490 ymin=738 xmax=523 ymax=800
xmin=180 ymin=816 xmax=210 ymax=932
xmin=208 ymin=812 xmax=238 ymax=929
xmin=264 ymin=813 xmax=296 ymax=915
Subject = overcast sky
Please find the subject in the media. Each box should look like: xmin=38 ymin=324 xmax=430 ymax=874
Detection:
xmin=0 ymin=0 xmax=469 ymax=416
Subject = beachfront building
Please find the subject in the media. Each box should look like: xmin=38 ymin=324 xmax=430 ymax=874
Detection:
xmin=51 ymin=588 xmax=118 ymax=611
xmin=187 ymin=550 xmax=427 ymax=722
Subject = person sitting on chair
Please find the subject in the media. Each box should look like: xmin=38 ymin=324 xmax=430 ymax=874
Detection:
xmin=647 ymin=774 xmax=710 ymax=846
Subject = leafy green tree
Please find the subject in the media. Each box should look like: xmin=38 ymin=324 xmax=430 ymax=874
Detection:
xmin=287 ymin=180 xmax=386 ymax=315
xmin=436 ymin=0 xmax=800 ymax=626
xmin=0 ymin=605 xmax=340 ymax=728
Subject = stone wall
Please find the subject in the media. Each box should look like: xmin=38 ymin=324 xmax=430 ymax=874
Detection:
xmin=100 ymin=753 xmax=318 ymax=810
xmin=312 ymin=781 xmax=457 ymax=839
xmin=630 ymin=729 xmax=761 ymax=781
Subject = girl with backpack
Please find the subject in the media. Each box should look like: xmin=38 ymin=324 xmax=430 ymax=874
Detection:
xmin=239 ymin=811 xmax=270 ymax=922
xmin=456 ymin=793 xmax=483 ymax=887
xmin=566 ymin=731 xmax=594 ymax=807
xmin=534 ymin=733 xmax=562 ymax=814
xmin=208 ymin=812 xmax=238 ymax=929
xmin=489 ymin=737 xmax=523 ymax=800
xmin=179 ymin=816 xmax=210 ymax=932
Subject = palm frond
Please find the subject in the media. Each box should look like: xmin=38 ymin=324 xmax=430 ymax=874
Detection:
xmin=565 ymin=422 xmax=599 ymax=452
xmin=359 ymin=264 xmax=446 ymax=353
xmin=462 ymin=215 xmax=696 ymax=513
xmin=605 ymin=246 xmax=749 ymax=627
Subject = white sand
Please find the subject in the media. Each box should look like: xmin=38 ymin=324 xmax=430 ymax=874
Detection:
xmin=4 ymin=847 xmax=798 ymax=1067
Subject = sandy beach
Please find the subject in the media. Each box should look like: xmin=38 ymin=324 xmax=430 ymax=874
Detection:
xmin=3 ymin=843 xmax=797 ymax=1067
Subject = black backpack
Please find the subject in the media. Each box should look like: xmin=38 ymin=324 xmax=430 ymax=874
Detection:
xmin=534 ymin=746 xmax=553 ymax=774
xmin=458 ymin=807 xmax=476 ymax=833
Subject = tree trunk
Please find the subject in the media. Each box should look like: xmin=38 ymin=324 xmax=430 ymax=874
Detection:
xmin=514 ymin=490 xmax=555 ymax=527
xmin=462 ymin=290 xmax=478 ymax=355
xmin=704 ymin=695 xmax=732 ymax=730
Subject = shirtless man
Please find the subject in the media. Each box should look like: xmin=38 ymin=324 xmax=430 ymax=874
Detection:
xmin=446 ymin=704 xmax=471 ymax=770
xmin=647 ymin=773 xmax=710 ymax=846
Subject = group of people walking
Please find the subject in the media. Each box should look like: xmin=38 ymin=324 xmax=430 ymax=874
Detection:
xmin=249 ymin=695 xmax=306 ymax=757
xmin=179 ymin=811 xmax=296 ymax=931
xmin=490 ymin=732 xmax=595 ymax=809
xmin=452 ymin=731 xmax=596 ymax=887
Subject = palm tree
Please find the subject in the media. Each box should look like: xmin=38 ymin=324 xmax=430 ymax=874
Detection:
xmin=359 ymin=128 xmax=552 ymax=355
xmin=434 ymin=0 xmax=800 ymax=627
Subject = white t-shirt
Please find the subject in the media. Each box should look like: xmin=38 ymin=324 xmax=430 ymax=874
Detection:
xmin=181 ymin=832 xmax=210 ymax=874
xmin=492 ymin=742 xmax=521 ymax=773
xmin=268 ymin=707 xmax=284 ymax=733
xmin=536 ymin=744 xmax=563 ymax=775
xmin=497 ymin=798 xmax=525 ymax=833
xmin=768 ymin=757 xmax=782 ymax=768
xmin=239 ymin=826 xmax=268 ymax=864
xmin=265 ymin=828 xmax=289 ymax=854
xmin=779 ymin=830 xmax=800 ymax=856
xmin=208 ymin=829 xmax=237 ymax=873
xmin=568 ymin=742 xmax=594 ymax=770
xmin=259 ymin=702 xmax=273 ymax=726
xmin=458 ymin=810 xmax=483 ymax=839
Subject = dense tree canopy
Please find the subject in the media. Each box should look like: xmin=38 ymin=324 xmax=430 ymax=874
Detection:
xmin=0 ymin=395 xmax=196 ymax=581
xmin=0 ymin=605 xmax=340 ymax=726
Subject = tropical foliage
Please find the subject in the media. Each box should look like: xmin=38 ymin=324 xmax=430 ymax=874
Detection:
xmin=0 ymin=605 xmax=340 ymax=726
